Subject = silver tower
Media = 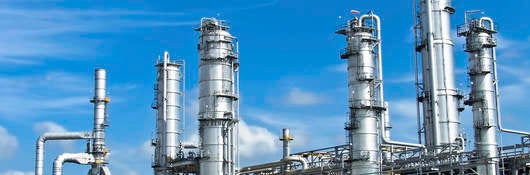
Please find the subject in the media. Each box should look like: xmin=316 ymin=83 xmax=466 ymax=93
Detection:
xmin=416 ymin=0 xmax=462 ymax=153
xmin=458 ymin=16 xmax=499 ymax=175
xmin=196 ymin=18 xmax=239 ymax=175
xmin=152 ymin=52 xmax=184 ymax=175
xmin=89 ymin=68 xmax=112 ymax=175
xmin=337 ymin=12 xmax=383 ymax=175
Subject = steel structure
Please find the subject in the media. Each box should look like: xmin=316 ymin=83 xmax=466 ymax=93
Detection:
xmin=196 ymin=17 xmax=240 ymax=175
xmin=415 ymin=0 xmax=463 ymax=154
xmin=152 ymin=51 xmax=185 ymax=175
xmin=34 ymin=69 xmax=112 ymax=175
xmin=337 ymin=12 xmax=384 ymax=175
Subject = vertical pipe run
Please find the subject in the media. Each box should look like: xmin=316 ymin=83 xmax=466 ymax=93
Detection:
xmin=153 ymin=52 xmax=183 ymax=175
xmin=417 ymin=0 xmax=461 ymax=153
xmin=196 ymin=18 xmax=239 ymax=175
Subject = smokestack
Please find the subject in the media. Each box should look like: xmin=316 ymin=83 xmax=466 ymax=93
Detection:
xmin=152 ymin=52 xmax=184 ymax=175
xmin=196 ymin=17 xmax=240 ymax=175
xmin=89 ymin=68 xmax=111 ymax=175
xmin=416 ymin=0 xmax=462 ymax=153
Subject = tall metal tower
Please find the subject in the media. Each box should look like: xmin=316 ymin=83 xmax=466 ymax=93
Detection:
xmin=89 ymin=68 xmax=112 ymax=175
xmin=458 ymin=15 xmax=499 ymax=175
xmin=415 ymin=0 xmax=463 ymax=153
xmin=152 ymin=52 xmax=184 ymax=175
xmin=337 ymin=12 xmax=384 ymax=175
xmin=196 ymin=18 xmax=240 ymax=175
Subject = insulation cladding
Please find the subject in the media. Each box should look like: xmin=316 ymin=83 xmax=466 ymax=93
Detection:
xmin=417 ymin=0 xmax=463 ymax=153
xmin=337 ymin=15 xmax=383 ymax=175
xmin=152 ymin=52 xmax=183 ymax=175
xmin=458 ymin=17 xmax=499 ymax=175
xmin=196 ymin=18 xmax=240 ymax=175
xmin=89 ymin=68 xmax=111 ymax=175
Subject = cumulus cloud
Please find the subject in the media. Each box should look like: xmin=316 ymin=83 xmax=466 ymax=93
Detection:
xmin=0 ymin=170 xmax=33 ymax=175
xmin=283 ymin=88 xmax=322 ymax=106
xmin=238 ymin=120 xmax=278 ymax=158
xmin=33 ymin=121 xmax=74 ymax=151
xmin=0 ymin=126 xmax=18 ymax=160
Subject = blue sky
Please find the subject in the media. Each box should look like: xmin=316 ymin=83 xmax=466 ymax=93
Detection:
xmin=0 ymin=0 xmax=529 ymax=175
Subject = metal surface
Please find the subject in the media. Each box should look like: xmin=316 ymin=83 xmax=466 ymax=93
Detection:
xmin=280 ymin=128 xmax=293 ymax=158
xmin=89 ymin=68 xmax=111 ymax=175
xmin=35 ymin=132 xmax=93 ymax=175
xmin=337 ymin=12 xmax=382 ymax=175
xmin=196 ymin=17 xmax=239 ymax=175
xmin=152 ymin=51 xmax=184 ymax=175
xmin=53 ymin=153 xmax=95 ymax=175
xmin=458 ymin=15 xmax=499 ymax=175
xmin=416 ymin=0 xmax=462 ymax=153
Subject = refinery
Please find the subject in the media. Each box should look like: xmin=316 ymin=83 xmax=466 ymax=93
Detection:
xmin=31 ymin=0 xmax=530 ymax=175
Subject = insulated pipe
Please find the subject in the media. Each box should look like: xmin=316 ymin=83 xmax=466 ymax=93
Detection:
xmin=381 ymin=103 xmax=425 ymax=148
xmin=170 ymin=160 xmax=199 ymax=168
xmin=90 ymin=68 xmax=111 ymax=175
xmin=53 ymin=153 xmax=94 ymax=175
xmin=492 ymin=45 xmax=530 ymax=136
xmin=425 ymin=0 xmax=441 ymax=151
xmin=35 ymin=132 xmax=93 ymax=175
xmin=238 ymin=156 xmax=308 ymax=173
xmin=280 ymin=128 xmax=293 ymax=158
xmin=358 ymin=13 xmax=384 ymax=107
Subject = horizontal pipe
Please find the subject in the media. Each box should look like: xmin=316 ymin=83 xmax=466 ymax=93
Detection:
xmin=381 ymin=104 xmax=425 ymax=148
xmin=53 ymin=153 xmax=94 ymax=175
xmin=238 ymin=156 xmax=308 ymax=173
xmin=492 ymin=47 xmax=530 ymax=136
xmin=35 ymin=132 xmax=93 ymax=175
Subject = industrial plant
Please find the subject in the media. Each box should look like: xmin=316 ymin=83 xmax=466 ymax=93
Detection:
xmin=33 ymin=0 xmax=530 ymax=175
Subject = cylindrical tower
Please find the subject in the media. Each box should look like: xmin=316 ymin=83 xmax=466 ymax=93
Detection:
xmin=416 ymin=0 xmax=462 ymax=153
xmin=196 ymin=18 xmax=239 ymax=175
xmin=89 ymin=68 xmax=111 ymax=175
xmin=458 ymin=16 xmax=499 ymax=175
xmin=337 ymin=12 xmax=383 ymax=175
xmin=152 ymin=52 xmax=183 ymax=175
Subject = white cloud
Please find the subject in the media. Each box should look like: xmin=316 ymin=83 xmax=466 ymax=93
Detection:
xmin=387 ymin=73 xmax=415 ymax=84
xmin=0 ymin=71 xmax=90 ymax=119
xmin=0 ymin=170 xmax=33 ymax=175
xmin=238 ymin=120 xmax=278 ymax=158
xmin=283 ymin=88 xmax=322 ymax=106
xmin=33 ymin=121 xmax=74 ymax=151
xmin=0 ymin=126 xmax=18 ymax=160
xmin=0 ymin=4 xmax=196 ymax=65
xmin=496 ymin=35 xmax=530 ymax=59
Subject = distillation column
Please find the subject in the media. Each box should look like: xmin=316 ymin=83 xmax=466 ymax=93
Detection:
xmin=196 ymin=18 xmax=239 ymax=175
xmin=89 ymin=69 xmax=112 ymax=175
xmin=416 ymin=0 xmax=462 ymax=153
xmin=152 ymin=52 xmax=183 ymax=175
xmin=337 ymin=13 xmax=383 ymax=175
xmin=458 ymin=16 xmax=499 ymax=175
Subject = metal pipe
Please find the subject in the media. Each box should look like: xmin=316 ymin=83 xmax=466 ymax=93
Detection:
xmin=170 ymin=160 xmax=199 ymax=168
xmin=53 ymin=153 xmax=94 ymax=175
xmin=492 ymin=45 xmax=530 ymax=136
xmin=90 ymin=68 xmax=111 ymax=175
xmin=238 ymin=156 xmax=308 ymax=173
xmin=358 ymin=13 xmax=384 ymax=107
xmin=424 ymin=0 xmax=441 ymax=152
xmin=35 ymin=132 xmax=93 ymax=175
xmin=280 ymin=128 xmax=293 ymax=158
xmin=381 ymin=103 xmax=425 ymax=148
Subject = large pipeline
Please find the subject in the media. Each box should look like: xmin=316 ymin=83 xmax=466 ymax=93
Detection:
xmin=89 ymin=68 xmax=111 ymax=175
xmin=53 ymin=153 xmax=95 ymax=175
xmin=35 ymin=132 xmax=93 ymax=175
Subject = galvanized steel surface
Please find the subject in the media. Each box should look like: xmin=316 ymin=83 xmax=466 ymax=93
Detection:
xmin=197 ymin=17 xmax=239 ymax=175
xmin=459 ymin=17 xmax=499 ymax=175
xmin=417 ymin=0 xmax=462 ymax=153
